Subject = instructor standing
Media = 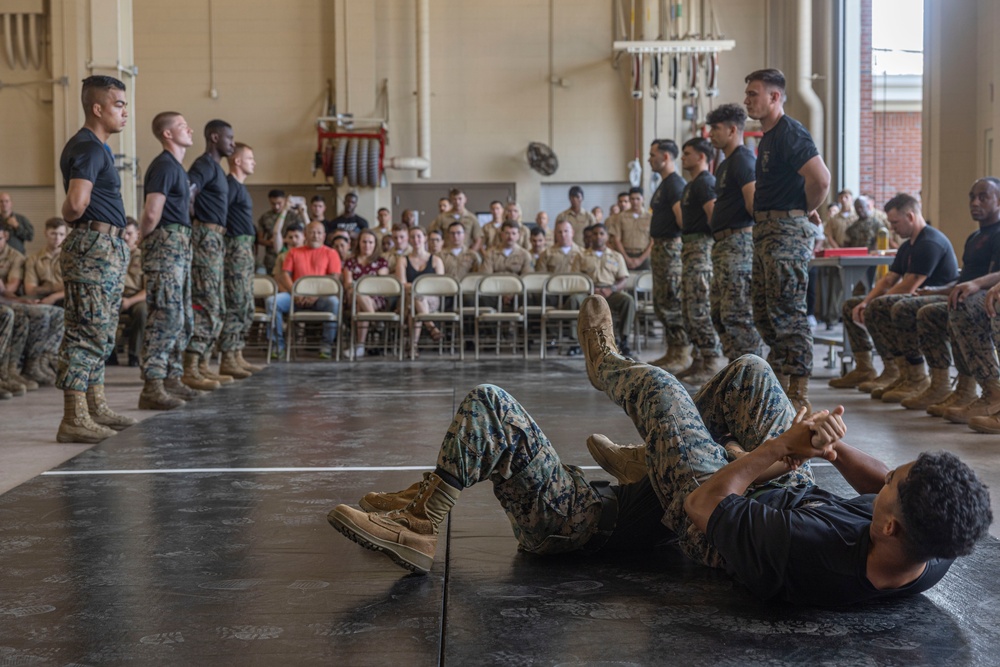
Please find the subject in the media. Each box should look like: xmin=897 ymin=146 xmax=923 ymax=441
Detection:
xmin=56 ymin=75 xmax=137 ymax=442
xmin=744 ymin=68 xmax=830 ymax=412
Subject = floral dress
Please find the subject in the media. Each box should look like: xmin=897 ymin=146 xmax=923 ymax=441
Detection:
xmin=345 ymin=256 xmax=390 ymax=310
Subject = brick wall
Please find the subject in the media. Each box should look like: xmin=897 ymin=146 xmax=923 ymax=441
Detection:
xmin=859 ymin=0 xmax=874 ymax=199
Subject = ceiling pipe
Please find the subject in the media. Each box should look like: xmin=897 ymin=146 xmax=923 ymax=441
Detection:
xmin=797 ymin=0 xmax=824 ymax=155
xmin=1 ymin=15 xmax=13 ymax=69
xmin=27 ymin=12 xmax=41 ymax=69
xmin=415 ymin=0 xmax=431 ymax=178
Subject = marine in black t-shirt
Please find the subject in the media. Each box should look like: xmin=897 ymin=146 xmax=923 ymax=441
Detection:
xmin=188 ymin=153 xmax=229 ymax=226
xmin=331 ymin=213 xmax=369 ymax=236
xmin=888 ymin=225 xmax=959 ymax=287
xmin=680 ymin=171 xmax=716 ymax=236
xmin=650 ymin=172 xmax=686 ymax=239
xmin=957 ymin=221 xmax=1000 ymax=282
xmin=225 ymin=175 xmax=255 ymax=238
xmin=709 ymin=145 xmax=756 ymax=234
xmin=754 ymin=115 xmax=819 ymax=212
xmin=144 ymin=151 xmax=191 ymax=228
xmin=59 ymin=128 xmax=128 ymax=228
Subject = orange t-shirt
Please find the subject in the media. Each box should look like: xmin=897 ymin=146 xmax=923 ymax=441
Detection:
xmin=282 ymin=245 xmax=343 ymax=281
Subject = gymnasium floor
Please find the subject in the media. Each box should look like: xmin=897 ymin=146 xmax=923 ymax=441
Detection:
xmin=1 ymin=346 xmax=999 ymax=666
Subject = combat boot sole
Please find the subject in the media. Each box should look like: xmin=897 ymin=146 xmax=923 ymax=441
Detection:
xmin=138 ymin=392 xmax=185 ymax=410
xmin=56 ymin=420 xmax=116 ymax=444
xmin=327 ymin=505 xmax=434 ymax=574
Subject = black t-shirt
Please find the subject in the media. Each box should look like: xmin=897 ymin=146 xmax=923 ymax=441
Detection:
xmin=680 ymin=171 xmax=716 ymax=236
xmin=650 ymin=172 xmax=686 ymax=239
xmin=59 ymin=128 xmax=127 ymax=228
xmin=754 ymin=115 xmax=820 ymax=212
xmin=144 ymin=151 xmax=191 ymax=228
xmin=709 ymin=145 xmax=756 ymax=233
xmin=707 ymin=486 xmax=953 ymax=606
xmin=958 ymin=221 xmax=1000 ymax=282
xmin=889 ymin=225 xmax=960 ymax=287
xmin=188 ymin=153 xmax=229 ymax=226
xmin=225 ymin=176 xmax=255 ymax=237
xmin=330 ymin=214 xmax=369 ymax=235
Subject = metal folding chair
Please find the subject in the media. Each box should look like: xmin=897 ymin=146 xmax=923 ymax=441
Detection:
xmin=474 ymin=274 xmax=527 ymax=360
xmin=287 ymin=275 xmax=343 ymax=361
xmin=351 ymin=275 xmax=405 ymax=360
xmin=410 ymin=274 xmax=463 ymax=360
xmin=540 ymin=272 xmax=594 ymax=359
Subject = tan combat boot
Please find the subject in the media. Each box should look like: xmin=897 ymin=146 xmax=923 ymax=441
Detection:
xmin=674 ymin=355 xmax=703 ymax=381
xmin=648 ymin=348 xmax=672 ymax=367
xmin=927 ymin=374 xmax=977 ymax=417
xmin=660 ymin=344 xmax=693 ymax=375
xmin=869 ymin=358 xmax=906 ymax=399
xmin=577 ymin=296 xmax=618 ymax=391
xmin=945 ymin=379 xmax=1000 ymax=424
xmin=685 ymin=353 xmax=728 ymax=385
xmin=829 ymin=351 xmax=877 ymax=389
xmin=23 ymin=356 xmax=55 ymax=385
xmin=0 ymin=367 xmax=26 ymax=397
xmin=86 ymin=384 xmax=138 ymax=430
xmin=236 ymin=350 xmax=264 ymax=373
xmin=199 ymin=355 xmax=234 ymax=384
xmin=787 ymin=374 xmax=812 ymax=413
xmin=219 ymin=351 xmax=252 ymax=379
xmin=7 ymin=363 xmax=38 ymax=391
xmin=586 ymin=434 xmax=647 ymax=484
xmin=164 ymin=377 xmax=204 ymax=400
xmin=881 ymin=361 xmax=930 ymax=403
xmin=901 ymin=367 xmax=953 ymax=410
xmin=969 ymin=408 xmax=1000 ymax=434
xmin=360 ymin=472 xmax=432 ymax=512
xmin=328 ymin=472 xmax=461 ymax=574
xmin=858 ymin=357 xmax=901 ymax=394
xmin=182 ymin=351 xmax=221 ymax=391
xmin=775 ymin=372 xmax=790 ymax=392
xmin=138 ymin=379 xmax=186 ymax=410
xmin=57 ymin=391 xmax=117 ymax=443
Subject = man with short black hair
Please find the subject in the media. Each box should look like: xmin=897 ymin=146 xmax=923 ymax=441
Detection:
xmin=555 ymin=185 xmax=596 ymax=247
xmin=647 ymin=138 xmax=689 ymax=371
xmin=184 ymin=119 xmax=236 ymax=389
xmin=706 ymin=103 xmax=763 ymax=362
xmin=430 ymin=189 xmax=482 ymax=253
xmin=330 ymin=191 xmax=369 ymax=240
xmin=24 ymin=218 xmax=67 ymax=307
xmin=570 ymin=225 xmax=633 ymax=354
xmin=0 ymin=192 xmax=34 ymax=255
xmin=608 ymin=187 xmax=653 ymax=271
xmin=256 ymin=189 xmax=306 ymax=274
xmin=744 ymin=68 xmax=831 ymax=412
xmin=115 ymin=220 xmax=146 ymax=369
xmin=677 ymin=137 xmax=722 ymax=384
xmin=481 ymin=221 xmax=532 ymax=276
xmin=56 ymin=75 xmax=136 ymax=442
xmin=439 ymin=221 xmax=481 ymax=281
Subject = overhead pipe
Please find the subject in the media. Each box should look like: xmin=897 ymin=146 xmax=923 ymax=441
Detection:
xmin=2 ymin=15 xmax=13 ymax=69
xmin=797 ymin=0 xmax=824 ymax=155
xmin=415 ymin=0 xmax=431 ymax=178
xmin=14 ymin=13 xmax=28 ymax=68
xmin=27 ymin=12 xmax=41 ymax=69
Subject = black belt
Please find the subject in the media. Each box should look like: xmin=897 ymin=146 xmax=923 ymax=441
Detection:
xmin=754 ymin=209 xmax=807 ymax=222
xmin=578 ymin=481 xmax=619 ymax=555
xmin=73 ymin=220 xmax=127 ymax=239
xmin=713 ymin=226 xmax=753 ymax=241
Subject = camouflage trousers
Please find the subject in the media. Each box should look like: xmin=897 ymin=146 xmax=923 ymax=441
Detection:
xmin=221 ymin=235 xmax=255 ymax=352
xmin=56 ymin=228 xmax=128 ymax=392
xmin=949 ymin=291 xmax=998 ymax=385
xmin=1 ymin=300 xmax=63 ymax=368
xmin=187 ymin=226 xmax=226 ymax=356
xmin=916 ymin=298 xmax=971 ymax=374
xmin=752 ymin=218 xmax=814 ymax=376
xmin=141 ymin=226 xmax=193 ymax=380
xmin=681 ymin=234 xmax=721 ymax=356
xmin=842 ymin=293 xmax=936 ymax=362
xmin=437 ymin=354 xmax=812 ymax=565
xmin=710 ymin=231 xmax=763 ymax=360
xmin=651 ymin=238 xmax=688 ymax=347
xmin=0 ymin=305 xmax=12 ymax=364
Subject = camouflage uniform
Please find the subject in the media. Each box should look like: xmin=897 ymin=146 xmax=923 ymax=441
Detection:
xmin=437 ymin=354 xmax=811 ymax=563
xmin=949 ymin=291 xmax=998 ymax=386
xmin=651 ymin=238 xmax=687 ymax=348
xmin=752 ymin=216 xmax=814 ymax=376
xmin=681 ymin=235 xmax=721 ymax=356
xmin=0 ymin=304 xmax=13 ymax=366
xmin=711 ymin=231 xmax=763 ymax=359
xmin=221 ymin=235 xmax=255 ymax=352
xmin=917 ymin=300 xmax=972 ymax=375
xmin=187 ymin=225 xmax=226 ymax=356
xmin=56 ymin=229 xmax=128 ymax=392
xmin=841 ymin=293 xmax=937 ymax=362
xmin=141 ymin=226 xmax=193 ymax=380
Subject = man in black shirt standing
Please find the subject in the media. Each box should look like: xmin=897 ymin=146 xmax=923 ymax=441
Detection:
xmin=647 ymin=139 xmax=689 ymax=372
xmin=219 ymin=143 xmax=262 ymax=379
xmin=56 ymin=75 xmax=137 ymax=443
xmin=137 ymin=111 xmax=202 ymax=410
xmin=745 ymin=68 xmax=831 ymax=412
xmin=184 ymin=119 xmax=236 ymax=389
xmin=330 ymin=191 xmax=368 ymax=240
xmin=707 ymin=103 xmax=763 ymax=363
xmin=676 ymin=138 xmax=722 ymax=384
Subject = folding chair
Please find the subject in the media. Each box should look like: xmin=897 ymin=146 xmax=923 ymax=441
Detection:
xmin=252 ymin=275 xmax=279 ymax=363
xmin=520 ymin=272 xmax=550 ymax=352
xmin=287 ymin=275 xmax=343 ymax=361
xmin=410 ymin=274 xmax=463 ymax=360
xmin=352 ymin=275 xmax=405 ymax=360
xmin=633 ymin=270 xmax=656 ymax=354
xmin=474 ymin=275 xmax=527 ymax=360
xmin=540 ymin=272 xmax=594 ymax=359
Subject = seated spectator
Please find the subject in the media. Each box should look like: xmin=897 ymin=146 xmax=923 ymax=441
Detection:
xmin=529 ymin=226 xmax=547 ymax=268
xmin=401 ymin=209 xmax=417 ymax=228
xmin=846 ymin=196 xmax=890 ymax=251
xmin=823 ymin=190 xmax=858 ymax=250
xmin=482 ymin=200 xmax=506 ymax=250
xmin=380 ymin=233 xmax=394 ymax=255
xmin=257 ymin=190 xmax=306 ymax=274
xmin=267 ymin=221 xmax=342 ymax=359
xmin=111 ymin=219 xmax=147 ymax=367
xmin=481 ymin=221 xmax=533 ymax=276
xmin=373 ymin=207 xmax=393 ymax=246
xmin=329 ymin=231 xmax=352 ymax=263
xmin=397 ymin=226 xmax=445 ymax=357
xmin=427 ymin=229 xmax=444 ymax=256
xmin=570 ymin=223 xmax=634 ymax=355
xmin=343 ymin=229 xmax=390 ymax=359
xmin=24 ymin=218 xmax=67 ymax=306
xmin=386 ymin=224 xmax=412 ymax=273
xmin=0 ymin=191 xmax=34 ymax=255
xmin=537 ymin=220 xmax=583 ymax=274
xmin=592 ymin=206 xmax=605 ymax=224
xmin=534 ymin=210 xmax=550 ymax=240
xmin=439 ymin=221 xmax=481 ymax=282
xmin=503 ymin=201 xmax=535 ymax=249
xmin=330 ymin=191 xmax=369 ymax=240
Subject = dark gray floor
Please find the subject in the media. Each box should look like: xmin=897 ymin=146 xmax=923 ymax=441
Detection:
xmin=1 ymin=360 xmax=998 ymax=666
